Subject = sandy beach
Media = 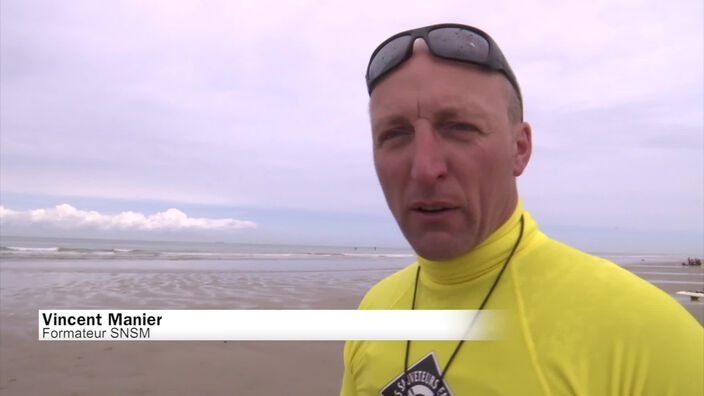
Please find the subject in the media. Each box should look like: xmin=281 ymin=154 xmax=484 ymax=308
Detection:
xmin=0 ymin=254 xmax=701 ymax=395
xmin=2 ymin=317 xmax=359 ymax=395
xmin=0 ymin=257 xmax=380 ymax=395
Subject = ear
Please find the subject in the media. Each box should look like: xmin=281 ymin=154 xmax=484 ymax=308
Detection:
xmin=512 ymin=122 xmax=532 ymax=176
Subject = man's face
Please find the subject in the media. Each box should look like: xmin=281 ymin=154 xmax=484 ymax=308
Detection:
xmin=370 ymin=44 xmax=531 ymax=261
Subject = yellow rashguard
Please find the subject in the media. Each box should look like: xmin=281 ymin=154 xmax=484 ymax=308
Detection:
xmin=341 ymin=203 xmax=703 ymax=396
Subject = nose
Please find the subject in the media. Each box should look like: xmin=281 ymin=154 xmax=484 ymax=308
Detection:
xmin=410 ymin=125 xmax=448 ymax=185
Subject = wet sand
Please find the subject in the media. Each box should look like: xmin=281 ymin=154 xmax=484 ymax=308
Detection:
xmin=0 ymin=259 xmax=701 ymax=395
xmin=0 ymin=263 xmax=374 ymax=395
xmin=2 ymin=320 xmax=357 ymax=395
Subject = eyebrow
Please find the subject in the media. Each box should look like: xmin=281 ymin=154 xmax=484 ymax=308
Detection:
xmin=433 ymin=108 xmax=465 ymax=121
xmin=371 ymin=103 xmax=489 ymax=132
xmin=371 ymin=115 xmax=409 ymax=133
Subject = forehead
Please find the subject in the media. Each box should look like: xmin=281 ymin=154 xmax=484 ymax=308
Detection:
xmin=369 ymin=50 xmax=510 ymax=123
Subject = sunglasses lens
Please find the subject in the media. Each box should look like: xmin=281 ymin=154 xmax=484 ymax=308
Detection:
xmin=367 ymin=35 xmax=413 ymax=85
xmin=428 ymin=27 xmax=490 ymax=63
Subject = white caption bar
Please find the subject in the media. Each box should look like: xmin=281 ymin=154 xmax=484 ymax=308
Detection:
xmin=39 ymin=310 xmax=504 ymax=341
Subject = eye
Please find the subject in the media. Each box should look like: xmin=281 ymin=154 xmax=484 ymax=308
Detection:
xmin=438 ymin=121 xmax=481 ymax=140
xmin=446 ymin=122 xmax=478 ymax=132
xmin=376 ymin=128 xmax=411 ymax=147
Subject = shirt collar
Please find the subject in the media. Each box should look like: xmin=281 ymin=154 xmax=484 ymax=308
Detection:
xmin=417 ymin=199 xmax=536 ymax=285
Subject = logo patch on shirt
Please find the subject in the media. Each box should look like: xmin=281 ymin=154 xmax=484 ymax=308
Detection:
xmin=380 ymin=352 xmax=454 ymax=396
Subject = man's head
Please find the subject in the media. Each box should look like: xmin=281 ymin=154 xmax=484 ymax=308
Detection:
xmin=367 ymin=24 xmax=532 ymax=261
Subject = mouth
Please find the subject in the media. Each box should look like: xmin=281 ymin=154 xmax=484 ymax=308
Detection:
xmin=411 ymin=202 xmax=458 ymax=215
xmin=415 ymin=206 xmax=451 ymax=213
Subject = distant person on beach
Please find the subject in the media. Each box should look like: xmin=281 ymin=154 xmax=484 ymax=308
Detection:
xmin=340 ymin=23 xmax=703 ymax=395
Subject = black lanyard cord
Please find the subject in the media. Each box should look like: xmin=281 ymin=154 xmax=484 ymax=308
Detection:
xmin=403 ymin=215 xmax=525 ymax=392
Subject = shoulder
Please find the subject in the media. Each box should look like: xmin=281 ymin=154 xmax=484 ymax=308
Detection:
xmin=519 ymin=235 xmax=657 ymax=298
xmin=517 ymin=235 xmax=696 ymax=325
xmin=515 ymin=235 xmax=703 ymax=394
xmin=357 ymin=262 xmax=418 ymax=310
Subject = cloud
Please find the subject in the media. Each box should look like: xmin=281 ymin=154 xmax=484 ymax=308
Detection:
xmin=0 ymin=0 xmax=701 ymax=246
xmin=0 ymin=204 xmax=257 ymax=231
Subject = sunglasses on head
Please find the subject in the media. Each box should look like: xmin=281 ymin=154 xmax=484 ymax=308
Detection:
xmin=365 ymin=23 xmax=521 ymax=104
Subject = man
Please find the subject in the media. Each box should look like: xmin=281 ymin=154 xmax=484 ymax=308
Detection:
xmin=340 ymin=24 xmax=702 ymax=396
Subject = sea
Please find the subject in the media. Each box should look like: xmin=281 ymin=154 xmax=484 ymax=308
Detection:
xmin=0 ymin=235 xmax=701 ymax=318
xmin=0 ymin=235 xmax=415 ymax=313
xmin=0 ymin=235 xmax=415 ymax=262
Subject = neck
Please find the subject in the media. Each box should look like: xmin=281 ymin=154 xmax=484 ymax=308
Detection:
xmin=417 ymin=199 xmax=531 ymax=285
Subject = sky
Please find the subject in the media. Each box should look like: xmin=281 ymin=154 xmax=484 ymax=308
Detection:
xmin=1 ymin=0 xmax=702 ymax=254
